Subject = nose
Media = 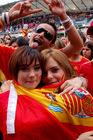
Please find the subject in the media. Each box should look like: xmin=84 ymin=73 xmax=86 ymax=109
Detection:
xmin=47 ymin=71 xmax=53 ymax=80
xmin=39 ymin=32 xmax=45 ymax=38
xmin=29 ymin=70 xmax=35 ymax=78
xmin=83 ymin=49 xmax=86 ymax=53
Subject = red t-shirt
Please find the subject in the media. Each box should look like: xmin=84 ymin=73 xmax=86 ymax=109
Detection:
xmin=69 ymin=56 xmax=90 ymax=75
xmin=78 ymin=60 xmax=93 ymax=96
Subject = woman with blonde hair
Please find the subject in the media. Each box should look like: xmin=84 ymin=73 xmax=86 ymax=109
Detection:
xmin=41 ymin=48 xmax=76 ymax=86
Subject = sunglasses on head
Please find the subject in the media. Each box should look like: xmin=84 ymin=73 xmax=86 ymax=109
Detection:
xmin=35 ymin=26 xmax=53 ymax=41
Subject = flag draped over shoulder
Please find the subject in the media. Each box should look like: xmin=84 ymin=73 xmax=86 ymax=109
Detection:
xmin=0 ymin=81 xmax=93 ymax=140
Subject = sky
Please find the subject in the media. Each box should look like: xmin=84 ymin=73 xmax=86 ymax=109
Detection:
xmin=0 ymin=0 xmax=19 ymax=6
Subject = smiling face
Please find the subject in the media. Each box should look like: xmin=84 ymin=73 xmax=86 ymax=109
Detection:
xmin=43 ymin=57 xmax=65 ymax=85
xmin=29 ymin=23 xmax=55 ymax=52
xmin=9 ymin=46 xmax=43 ymax=89
xmin=17 ymin=60 xmax=42 ymax=89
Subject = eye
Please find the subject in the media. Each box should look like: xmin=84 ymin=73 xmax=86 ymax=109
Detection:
xmin=52 ymin=68 xmax=59 ymax=73
xmin=34 ymin=66 xmax=41 ymax=70
xmin=21 ymin=67 xmax=28 ymax=71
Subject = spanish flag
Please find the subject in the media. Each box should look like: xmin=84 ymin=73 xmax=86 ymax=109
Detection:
xmin=0 ymin=81 xmax=93 ymax=140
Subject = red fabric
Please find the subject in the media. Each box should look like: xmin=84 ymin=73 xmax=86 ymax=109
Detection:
xmin=0 ymin=91 xmax=75 ymax=140
xmin=0 ymin=90 xmax=93 ymax=140
xmin=0 ymin=44 xmax=15 ymax=80
xmin=69 ymin=56 xmax=90 ymax=75
xmin=78 ymin=61 xmax=93 ymax=96
xmin=0 ymin=82 xmax=93 ymax=140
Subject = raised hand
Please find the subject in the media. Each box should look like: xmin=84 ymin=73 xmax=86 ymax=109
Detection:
xmin=43 ymin=0 xmax=67 ymax=19
xmin=9 ymin=0 xmax=43 ymax=21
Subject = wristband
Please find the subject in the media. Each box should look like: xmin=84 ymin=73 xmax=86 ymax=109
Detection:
xmin=1 ymin=12 xmax=9 ymax=25
xmin=6 ymin=12 xmax=9 ymax=24
xmin=1 ymin=13 xmax=5 ymax=24
xmin=61 ymin=16 xmax=71 ymax=24
xmin=64 ymin=24 xmax=74 ymax=32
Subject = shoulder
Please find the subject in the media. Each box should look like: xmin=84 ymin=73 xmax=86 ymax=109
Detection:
xmin=81 ymin=56 xmax=90 ymax=63
xmin=0 ymin=44 xmax=15 ymax=53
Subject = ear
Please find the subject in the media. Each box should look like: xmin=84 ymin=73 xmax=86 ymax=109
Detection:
xmin=50 ymin=44 xmax=54 ymax=48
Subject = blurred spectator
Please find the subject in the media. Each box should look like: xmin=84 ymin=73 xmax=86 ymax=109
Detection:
xmin=9 ymin=37 xmax=18 ymax=48
xmin=0 ymin=38 xmax=4 ymax=44
xmin=61 ymin=36 xmax=68 ymax=45
xmin=16 ymin=36 xmax=29 ymax=47
xmin=54 ymin=38 xmax=66 ymax=49
xmin=9 ymin=36 xmax=29 ymax=48
xmin=3 ymin=34 xmax=11 ymax=45
xmin=82 ymin=41 xmax=93 ymax=60
xmin=5 ymin=38 xmax=11 ymax=46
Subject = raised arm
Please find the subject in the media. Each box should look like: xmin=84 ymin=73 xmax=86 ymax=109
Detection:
xmin=43 ymin=0 xmax=83 ymax=57
xmin=0 ymin=0 xmax=43 ymax=29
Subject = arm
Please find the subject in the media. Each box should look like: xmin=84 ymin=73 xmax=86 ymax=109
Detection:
xmin=0 ymin=80 xmax=11 ymax=93
xmin=59 ymin=76 xmax=87 ymax=95
xmin=43 ymin=0 xmax=83 ymax=57
xmin=0 ymin=0 xmax=43 ymax=29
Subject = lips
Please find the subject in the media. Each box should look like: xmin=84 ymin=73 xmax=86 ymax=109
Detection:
xmin=27 ymin=80 xmax=36 ymax=83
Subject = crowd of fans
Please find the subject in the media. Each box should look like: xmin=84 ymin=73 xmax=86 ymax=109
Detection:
xmin=0 ymin=11 xmax=93 ymax=34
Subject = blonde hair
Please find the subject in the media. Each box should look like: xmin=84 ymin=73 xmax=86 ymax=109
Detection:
xmin=41 ymin=49 xmax=76 ymax=80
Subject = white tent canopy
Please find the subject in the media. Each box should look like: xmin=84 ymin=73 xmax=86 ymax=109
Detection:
xmin=0 ymin=0 xmax=19 ymax=6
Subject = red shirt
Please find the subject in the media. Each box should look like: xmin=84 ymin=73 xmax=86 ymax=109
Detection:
xmin=69 ymin=56 xmax=90 ymax=75
xmin=78 ymin=60 xmax=93 ymax=96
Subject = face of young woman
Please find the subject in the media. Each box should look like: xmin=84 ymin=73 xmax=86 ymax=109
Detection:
xmin=82 ymin=46 xmax=92 ymax=60
xmin=43 ymin=57 xmax=65 ymax=85
xmin=17 ymin=60 xmax=42 ymax=89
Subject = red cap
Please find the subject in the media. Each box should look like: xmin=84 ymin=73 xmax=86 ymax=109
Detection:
xmin=87 ymin=21 xmax=93 ymax=35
